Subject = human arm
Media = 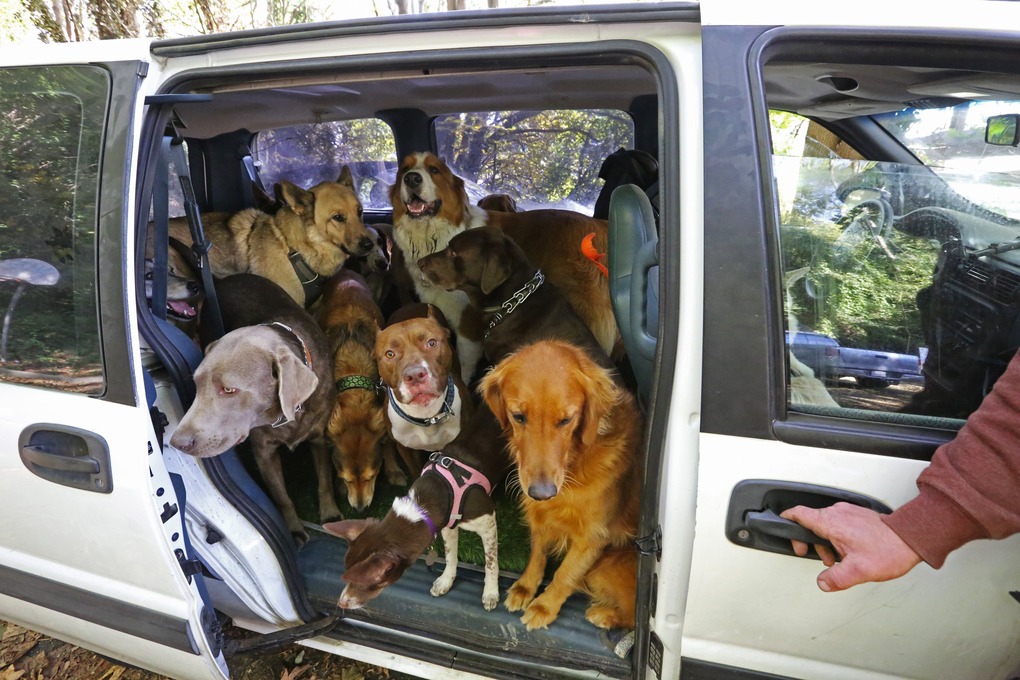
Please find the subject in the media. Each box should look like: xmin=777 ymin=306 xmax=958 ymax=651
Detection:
xmin=783 ymin=349 xmax=1020 ymax=591
xmin=780 ymin=503 xmax=921 ymax=592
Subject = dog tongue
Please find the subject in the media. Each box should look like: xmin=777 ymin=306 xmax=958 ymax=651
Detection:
xmin=167 ymin=299 xmax=197 ymax=319
xmin=407 ymin=199 xmax=430 ymax=217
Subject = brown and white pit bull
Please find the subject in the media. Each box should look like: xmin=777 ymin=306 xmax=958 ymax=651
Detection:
xmin=373 ymin=304 xmax=475 ymax=467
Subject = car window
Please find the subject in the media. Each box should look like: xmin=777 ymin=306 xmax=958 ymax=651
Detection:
xmin=0 ymin=66 xmax=106 ymax=394
xmin=874 ymin=102 xmax=1020 ymax=220
xmin=433 ymin=109 xmax=634 ymax=212
xmin=255 ymin=119 xmax=397 ymax=211
xmin=770 ymin=111 xmax=942 ymax=419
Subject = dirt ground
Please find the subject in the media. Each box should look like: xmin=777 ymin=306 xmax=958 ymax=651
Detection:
xmin=0 ymin=620 xmax=420 ymax=680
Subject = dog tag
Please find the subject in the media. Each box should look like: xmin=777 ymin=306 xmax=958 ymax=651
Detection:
xmin=425 ymin=547 xmax=438 ymax=566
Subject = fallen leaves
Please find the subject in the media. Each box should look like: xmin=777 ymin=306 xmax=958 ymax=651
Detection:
xmin=0 ymin=625 xmax=41 ymax=667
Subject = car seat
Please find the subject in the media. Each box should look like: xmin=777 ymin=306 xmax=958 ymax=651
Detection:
xmin=608 ymin=184 xmax=659 ymax=403
xmin=594 ymin=148 xmax=659 ymax=220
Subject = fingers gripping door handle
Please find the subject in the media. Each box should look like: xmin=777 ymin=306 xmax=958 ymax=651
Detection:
xmin=726 ymin=480 xmax=891 ymax=560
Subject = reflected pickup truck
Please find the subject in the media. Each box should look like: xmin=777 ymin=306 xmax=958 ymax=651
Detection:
xmin=836 ymin=345 xmax=924 ymax=388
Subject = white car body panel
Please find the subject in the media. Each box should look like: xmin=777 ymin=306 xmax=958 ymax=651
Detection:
xmin=2 ymin=4 xmax=1020 ymax=679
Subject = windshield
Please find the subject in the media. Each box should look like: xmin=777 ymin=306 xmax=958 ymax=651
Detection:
xmin=874 ymin=101 xmax=1020 ymax=220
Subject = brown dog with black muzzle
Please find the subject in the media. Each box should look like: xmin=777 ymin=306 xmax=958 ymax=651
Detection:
xmin=480 ymin=339 xmax=643 ymax=631
xmin=417 ymin=225 xmax=609 ymax=369
xmin=314 ymin=269 xmax=403 ymax=512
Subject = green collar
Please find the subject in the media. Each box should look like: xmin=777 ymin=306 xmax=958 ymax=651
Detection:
xmin=336 ymin=374 xmax=380 ymax=393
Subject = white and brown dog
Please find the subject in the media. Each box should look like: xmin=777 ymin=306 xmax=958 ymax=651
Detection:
xmin=389 ymin=152 xmax=620 ymax=384
xmin=374 ymin=304 xmax=474 ymax=467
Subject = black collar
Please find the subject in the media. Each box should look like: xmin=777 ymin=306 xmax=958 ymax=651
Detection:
xmin=483 ymin=269 xmax=544 ymax=336
xmin=388 ymin=376 xmax=456 ymax=427
xmin=288 ymin=250 xmax=324 ymax=307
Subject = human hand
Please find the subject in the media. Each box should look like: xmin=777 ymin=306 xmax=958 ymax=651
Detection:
xmin=780 ymin=502 xmax=922 ymax=592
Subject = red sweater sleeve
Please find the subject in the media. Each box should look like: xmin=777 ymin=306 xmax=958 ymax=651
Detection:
xmin=883 ymin=351 xmax=1020 ymax=568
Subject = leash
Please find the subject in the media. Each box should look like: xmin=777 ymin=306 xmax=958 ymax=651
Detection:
xmin=483 ymin=269 xmax=544 ymax=336
xmin=420 ymin=451 xmax=493 ymax=529
xmin=387 ymin=376 xmax=456 ymax=427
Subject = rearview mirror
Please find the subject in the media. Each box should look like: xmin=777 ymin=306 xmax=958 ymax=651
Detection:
xmin=986 ymin=114 xmax=1020 ymax=146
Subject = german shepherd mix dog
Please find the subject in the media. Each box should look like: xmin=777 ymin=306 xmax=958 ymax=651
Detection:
xmin=480 ymin=339 xmax=643 ymax=631
xmin=390 ymin=152 xmax=619 ymax=383
xmin=314 ymin=270 xmax=391 ymax=512
xmin=171 ymin=274 xmax=341 ymax=544
xmin=165 ymin=167 xmax=375 ymax=308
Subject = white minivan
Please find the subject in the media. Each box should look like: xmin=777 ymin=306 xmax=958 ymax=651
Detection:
xmin=1 ymin=2 xmax=1018 ymax=678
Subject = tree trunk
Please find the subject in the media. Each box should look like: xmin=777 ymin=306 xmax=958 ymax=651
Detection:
xmin=88 ymin=0 xmax=142 ymax=40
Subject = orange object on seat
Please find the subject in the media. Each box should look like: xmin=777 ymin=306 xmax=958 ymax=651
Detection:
xmin=581 ymin=232 xmax=609 ymax=277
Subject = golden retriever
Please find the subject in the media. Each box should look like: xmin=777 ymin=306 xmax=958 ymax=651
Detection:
xmin=161 ymin=167 xmax=375 ymax=308
xmin=479 ymin=339 xmax=643 ymax=631
xmin=390 ymin=152 xmax=620 ymax=383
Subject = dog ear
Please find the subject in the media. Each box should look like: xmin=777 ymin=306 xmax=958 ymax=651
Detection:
xmin=576 ymin=357 xmax=622 ymax=448
xmin=478 ymin=363 xmax=509 ymax=430
xmin=274 ymin=350 xmax=319 ymax=423
xmin=279 ymin=180 xmax=316 ymax=219
xmin=337 ymin=165 xmax=355 ymax=190
xmin=322 ymin=519 xmax=373 ymax=542
xmin=480 ymin=245 xmax=512 ymax=294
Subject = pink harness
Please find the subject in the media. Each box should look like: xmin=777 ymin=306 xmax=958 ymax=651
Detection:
xmin=421 ymin=451 xmax=492 ymax=529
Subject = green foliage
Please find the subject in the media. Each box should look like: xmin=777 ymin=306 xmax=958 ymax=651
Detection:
xmin=782 ymin=220 xmax=937 ymax=353
xmin=435 ymin=109 xmax=634 ymax=208
xmin=0 ymin=66 xmax=105 ymax=375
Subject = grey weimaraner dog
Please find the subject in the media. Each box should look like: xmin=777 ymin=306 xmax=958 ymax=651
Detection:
xmin=170 ymin=273 xmax=340 ymax=542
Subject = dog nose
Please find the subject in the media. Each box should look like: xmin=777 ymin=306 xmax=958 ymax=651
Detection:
xmin=186 ymin=281 xmax=200 ymax=295
xmin=169 ymin=432 xmax=194 ymax=452
xmin=527 ymin=480 xmax=559 ymax=501
xmin=403 ymin=365 xmax=428 ymax=385
xmin=357 ymin=236 xmax=374 ymax=254
xmin=403 ymin=171 xmax=422 ymax=189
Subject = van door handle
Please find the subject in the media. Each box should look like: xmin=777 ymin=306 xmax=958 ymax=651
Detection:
xmin=726 ymin=479 xmax=892 ymax=560
xmin=19 ymin=424 xmax=113 ymax=493
xmin=22 ymin=445 xmax=101 ymax=474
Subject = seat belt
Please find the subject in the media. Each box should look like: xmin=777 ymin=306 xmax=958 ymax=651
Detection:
xmin=167 ymin=125 xmax=225 ymax=341
xmin=150 ymin=136 xmax=172 ymax=321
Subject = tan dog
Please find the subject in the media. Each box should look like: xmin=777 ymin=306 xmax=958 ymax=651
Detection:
xmin=314 ymin=269 xmax=399 ymax=512
xmin=480 ymin=339 xmax=643 ymax=631
xmin=374 ymin=304 xmax=475 ymax=470
xmin=389 ymin=151 xmax=620 ymax=383
xmin=163 ymin=167 xmax=375 ymax=308
xmin=170 ymin=274 xmax=340 ymax=543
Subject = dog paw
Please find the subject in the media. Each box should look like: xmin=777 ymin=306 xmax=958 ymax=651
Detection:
xmin=504 ymin=582 xmax=536 ymax=612
xmin=385 ymin=468 xmax=408 ymax=487
xmin=430 ymin=574 xmax=454 ymax=597
xmin=320 ymin=501 xmax=344 ymax=525
xmin=520 ymin=601 xmax=557 ymax=630
xmin=585 ymin=605 xmax=623 ymax=630
xmin=481 ymin=585 xmax=500 ymax=611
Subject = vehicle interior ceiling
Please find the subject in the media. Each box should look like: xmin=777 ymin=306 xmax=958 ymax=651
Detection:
xmin=149 ymin=58 xmax=661 ymax=677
